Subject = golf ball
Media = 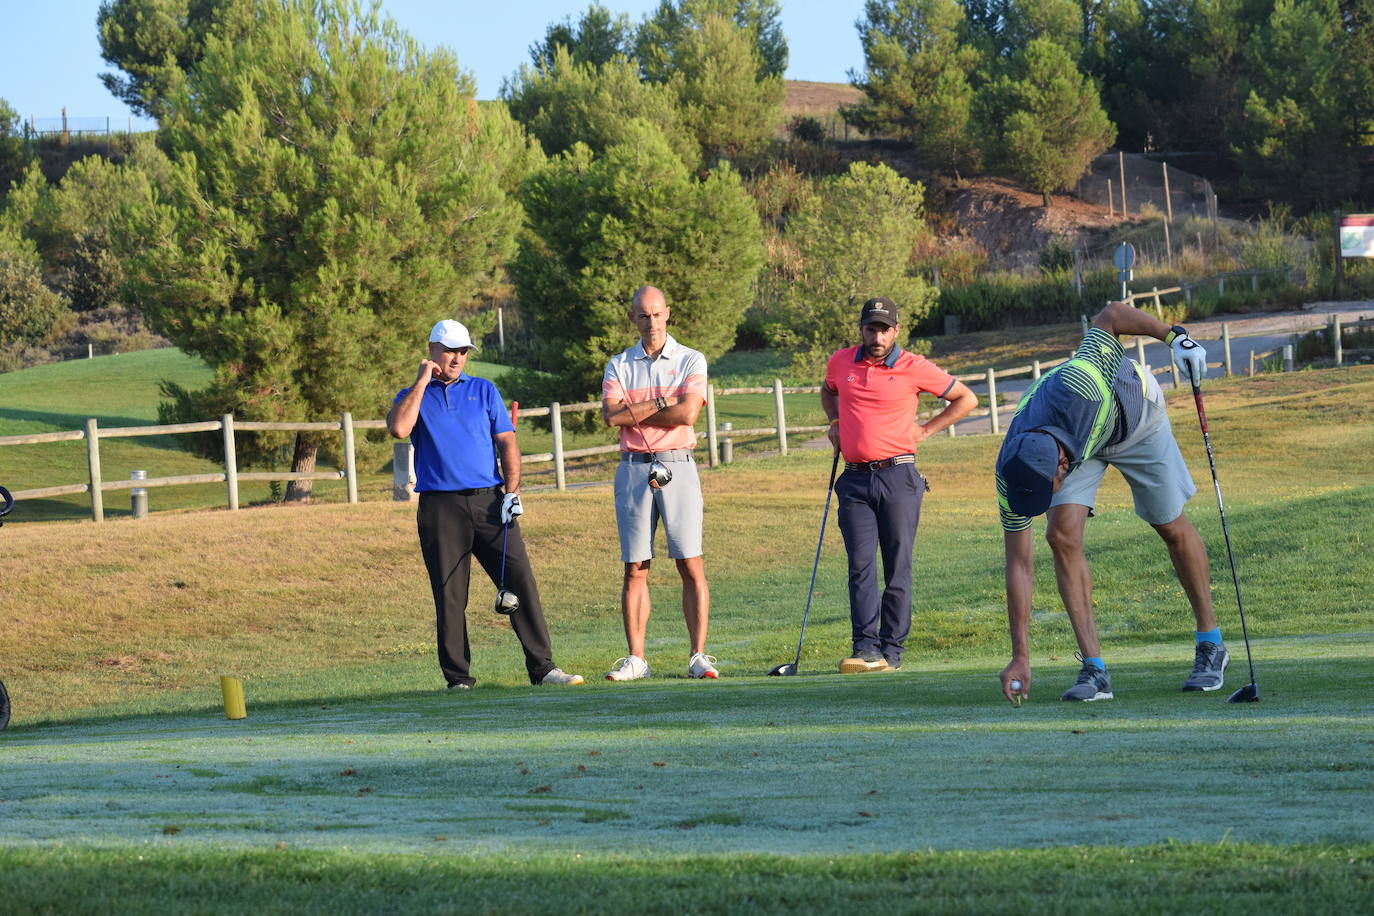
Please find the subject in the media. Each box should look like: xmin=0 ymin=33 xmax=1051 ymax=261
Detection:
xmin=1010 ymin=679 xmax=1023 ymax=691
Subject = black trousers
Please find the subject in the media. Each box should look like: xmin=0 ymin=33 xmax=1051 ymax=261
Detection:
xmin=416 ymin=489 xmax=555 ymax=687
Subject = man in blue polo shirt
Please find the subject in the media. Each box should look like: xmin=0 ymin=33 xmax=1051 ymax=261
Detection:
xmin=388 ymin=319 xmax=582 ymax=690
xmin=995 ymin=300 xmax=1223 ymax=704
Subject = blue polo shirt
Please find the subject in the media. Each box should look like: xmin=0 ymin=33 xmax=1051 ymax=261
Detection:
xmin=394 ymin=374 xmax=514 ymax=491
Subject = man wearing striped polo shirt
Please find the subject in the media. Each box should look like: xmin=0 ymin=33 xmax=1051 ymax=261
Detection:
xmin=600 ymin=286 xmax=717 ymax=681
xmin=823 ymin=297 xmax=977 ymax=674
xmin=995 ymin=300 xmax=1224 ymax=704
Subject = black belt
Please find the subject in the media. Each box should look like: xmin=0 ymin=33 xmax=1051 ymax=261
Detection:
xmin=622 ymin=449 xmax=694 ymax=463
xmin=844 ymin=454 xmax=916 ymax=472
xmin=441 ymin=485 xmax=500 ymax=496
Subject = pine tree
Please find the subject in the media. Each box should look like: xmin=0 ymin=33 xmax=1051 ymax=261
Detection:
xmin=503 ymin=45 xmax=701 ymax=171
xmin=122 ymin=0 xmax=534 ymax=498
xmin=764 ymin=162 xmax=936 ymax=372
xmin=978 ymin=38 xmax=1116 ymax=207
xmin=510 ymin=123 xmax=763 ymax=403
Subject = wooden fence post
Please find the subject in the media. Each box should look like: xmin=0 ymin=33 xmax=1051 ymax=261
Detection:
xmin=85 ymin=418 xmax=103 ymax=522
xmin=342 ymin=412 xmax=357 ymax=504
xmin=1136 ymin=337 xmax=1147 ymax=368
xmin=1032 ymin=359 xmax=1041 ymax=380
xmin=1222 ymin=323 xmax=1232 ymax=377
xmin=223 ymin=414 xmax=239 ymax=511
xmin=392 ymin=442 xmax=415 ymax=501
xmin=986 ymin=368 xmax=999 ymax=435
xmin=551 ymin=402 xmax=566 ymax=491
xmin=705 ymin=385 xmax=719 ymax=469
xmin=772 ymin=379 xmax=788 ymax=456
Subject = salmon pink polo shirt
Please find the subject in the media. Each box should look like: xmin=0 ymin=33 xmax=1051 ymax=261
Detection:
xmin=602 ymin=334 xmax=708 ymax=453
xmin=824 ymin=345 xmax=957 ymax=463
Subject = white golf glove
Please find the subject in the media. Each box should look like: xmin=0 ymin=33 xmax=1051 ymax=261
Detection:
xmin=500 ymin=492 xmax=523 ymax=524
xmin=1168 ymin=326 xmax=1207 ymax=383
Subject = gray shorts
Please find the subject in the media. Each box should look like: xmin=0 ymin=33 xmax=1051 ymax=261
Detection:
xmin=1052 ymin=373 xmax=1197 ymax=524
xmin=614 ymin=452 xmax=704 ymax=563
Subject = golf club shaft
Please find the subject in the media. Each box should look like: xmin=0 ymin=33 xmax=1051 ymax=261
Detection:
xmin=499 ymin=521 xmax=509 ymax=590
xmin=792 ymin=450 xmax=841 ymax=666
xmin=1191 ymin=381 xmax=1257 ymax=687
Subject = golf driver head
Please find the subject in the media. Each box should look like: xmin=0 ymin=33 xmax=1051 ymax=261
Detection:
xmin=494 ymin=589 xmax=520 ymax=616
xmin=647 ymin=460 xmax=673 ymax=489
xmin=767 ymin=662 xmax=797 ymax=676
xmin=1227 ymin=682 xmax=1260 ymax=703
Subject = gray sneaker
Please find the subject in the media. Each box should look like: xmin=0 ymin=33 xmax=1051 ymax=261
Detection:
xmin=1060 ymin=659 xmax=1113 ymax=701
xmin=1182 ymin=641 xmax=1229 ymax=691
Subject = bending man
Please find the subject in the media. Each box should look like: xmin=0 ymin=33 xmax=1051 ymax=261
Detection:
xmin=996 ymin=301 xmax=1224 ymax=703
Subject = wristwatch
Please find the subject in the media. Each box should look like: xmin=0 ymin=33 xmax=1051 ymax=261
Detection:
xmin=654 ymin=396 xmax=668 ymax=410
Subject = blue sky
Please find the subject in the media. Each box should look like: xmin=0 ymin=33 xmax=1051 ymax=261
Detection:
xmin=0 ymin=1 xmax=866 ymax=132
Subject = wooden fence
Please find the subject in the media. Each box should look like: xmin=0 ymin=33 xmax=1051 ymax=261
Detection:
xmin=3 ymin=315 xmax=1368 ymax=521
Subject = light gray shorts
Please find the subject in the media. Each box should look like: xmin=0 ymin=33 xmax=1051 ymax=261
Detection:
xmin=1052 ymin=372 xmax=1197 ymax=525
xmin=614 ymin=452 xmax=704 ymax=563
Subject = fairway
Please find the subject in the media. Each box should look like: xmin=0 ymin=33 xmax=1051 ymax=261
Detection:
xmin=2 ymin=367 xmax=1374 ymax=911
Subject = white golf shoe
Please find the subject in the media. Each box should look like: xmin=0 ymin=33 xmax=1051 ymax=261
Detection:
xmin=688 ymin=653 xmax=719 ymax=679
xmin=605 ymin=655 xmax=650 ymax=681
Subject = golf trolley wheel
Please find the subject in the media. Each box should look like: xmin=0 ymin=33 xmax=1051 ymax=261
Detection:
xmin=0 ymin=680 xmax=10 ymax=732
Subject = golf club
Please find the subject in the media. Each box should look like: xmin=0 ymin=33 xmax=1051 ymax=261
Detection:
xmin=1189 ymin=373 xmax=1259 ymax=703
xmin=1 ymin=486 xmax=11 ymax=728
xmin=494 ymin=519 xmax=520 ymax=615
xmin=768 ymin=449 xmax=841 ymax=676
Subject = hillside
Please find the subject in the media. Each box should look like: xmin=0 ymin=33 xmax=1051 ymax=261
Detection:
xmin=783 ymin=81 xmax=1135 ymax=271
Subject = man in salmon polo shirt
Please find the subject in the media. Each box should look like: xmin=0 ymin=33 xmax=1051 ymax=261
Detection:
xmin=600 ymin=285 xmax=718 ymax=681
xmin=823 ymin=297 xmax=978 ymax=673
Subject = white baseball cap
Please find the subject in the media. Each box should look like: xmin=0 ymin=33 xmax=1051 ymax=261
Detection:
xmin=428 ymin=319 xmax=478 ymax=350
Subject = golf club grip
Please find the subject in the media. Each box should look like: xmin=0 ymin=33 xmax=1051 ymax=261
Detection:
xmin=1190 ymin=384 xmax=1209 ymax=434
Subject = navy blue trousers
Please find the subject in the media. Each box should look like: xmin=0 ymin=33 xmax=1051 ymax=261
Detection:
xmin=835 ymin=464 xmax=926 ymax=663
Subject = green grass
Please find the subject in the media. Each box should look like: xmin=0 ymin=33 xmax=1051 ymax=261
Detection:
xmin=2 ymin=364 xmax=1373 ymax=910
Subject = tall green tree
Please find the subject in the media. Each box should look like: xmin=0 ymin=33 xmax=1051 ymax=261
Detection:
xmin=845 ymin=0 xmax=983 ymax=176
xmin=510 ymin=122 xmax=763 ymax=402
xmin=762 ymin=162 xmax=936 ymax=372
xmin=0 ymin=98 xmax=32 ymax=196
xmin=669 ymin=12 xmax=786 ymax=164
xmin=97 ymin=0 xmax=254 ymax=119
xmin=527 ymin=2 xmax=634 ymax=72
xmin=977 ymin=38 xmax=1116 ymax=206
xmin=122 ymin=0 xmax=533 ymax=498
xmin=636 ymin=0 xmax=788 ymax=81
xmin=0 ymin=199 xmax=71 ymax=369
xmin=503 ymin=45 xmax=701 ymax=171
xmin=1233 ymin=0 xmax=1357 ymax=204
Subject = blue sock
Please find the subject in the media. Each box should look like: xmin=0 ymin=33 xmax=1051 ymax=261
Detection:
xmin=1196 ymin=628 xmax=1222 ymax=645
xmin=1082 ymin=656 xmax=1105 ymax=671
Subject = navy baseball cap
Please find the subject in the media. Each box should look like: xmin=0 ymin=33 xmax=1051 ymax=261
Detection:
xmin=997 ymin=430 xmax=1061 ymax=518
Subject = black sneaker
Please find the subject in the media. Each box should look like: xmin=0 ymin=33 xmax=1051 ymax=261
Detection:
xmin=1182 ymin=641 xmax=1229 ymax=691
xmin=1060 ymin=658 xmax=1113 ymax=701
